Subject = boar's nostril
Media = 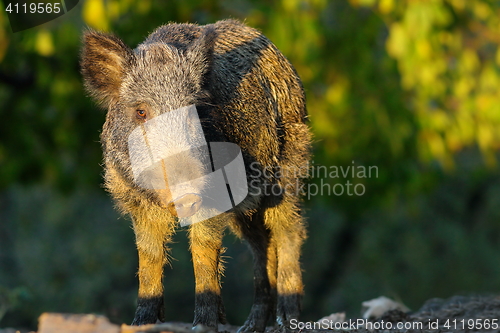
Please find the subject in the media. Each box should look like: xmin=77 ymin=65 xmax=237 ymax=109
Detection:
xmin=167 ymin=194 xmax=202 ymax=218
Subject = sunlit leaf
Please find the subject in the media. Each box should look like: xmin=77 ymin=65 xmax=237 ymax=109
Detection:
xmin=386 ymin=23 xmax=406 ymax=57
xmin=83 ymin=0 xmax=109 ymax=31
xmin=35 ymin=30 xmax=54 ymax=57
xmin=378 ymin=0 xmax=394 ymax=14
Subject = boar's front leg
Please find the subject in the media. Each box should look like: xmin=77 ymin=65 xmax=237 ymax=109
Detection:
xmin=131 ymin=207 xmax=176 ymax=325
xmin=189 ymin=217 xmax=227 ymax=331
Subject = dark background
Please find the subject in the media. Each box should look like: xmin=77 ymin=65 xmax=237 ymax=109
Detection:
xmin=1 ymin=0 xmax=500 ymax=329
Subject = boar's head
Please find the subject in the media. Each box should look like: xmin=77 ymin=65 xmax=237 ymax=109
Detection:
xmin=81 ymin=27 xmax=218 ymax=218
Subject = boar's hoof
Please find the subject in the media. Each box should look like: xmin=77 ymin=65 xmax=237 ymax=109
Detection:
xmin=131 ymin=296 xmax=164 ymax=325
xmin=167 ymin=194 xmax=202 ymax=218
xmin=192 ymin=324 xmax=215 ymax=332
xmin=238 ymin=304 xmax=270 ymax=333
xmin=275 ymin=316 xmax=297 ymax=332
xmin=238 ymin=322 xmax=266 ymax=333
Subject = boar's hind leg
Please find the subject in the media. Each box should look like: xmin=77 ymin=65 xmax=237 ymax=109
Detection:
xmin=236 ymin=210 xmax=276 ymax=333
xmin=131 ymin=210 xmax=176 ymax=326
xmin=265 ymin=198 xmax=305 ymax=328
xmin=189 ymin=217 xmax=227 ymax=331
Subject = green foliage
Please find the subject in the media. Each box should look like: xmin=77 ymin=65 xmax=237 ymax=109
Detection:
xmin=1 ymin=0 xmax=500 ymax=329
xmin=0 ymin=286 xmax=29 ymax=322
xmin=355 ymin=0 xmax=500 ymax=167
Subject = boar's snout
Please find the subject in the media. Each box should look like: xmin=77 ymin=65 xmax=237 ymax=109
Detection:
xmin=167 ymin=193 xmax=203 ymax=218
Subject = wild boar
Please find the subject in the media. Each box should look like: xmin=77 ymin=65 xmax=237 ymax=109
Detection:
xmin=80 ymin=19 xmax=311 ymax=332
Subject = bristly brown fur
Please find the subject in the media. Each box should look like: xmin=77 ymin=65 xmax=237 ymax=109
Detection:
xmin=80 ymin=19 xmax=312 ymax=332
xmin=80 ymin=29 xmax=135 ymax=108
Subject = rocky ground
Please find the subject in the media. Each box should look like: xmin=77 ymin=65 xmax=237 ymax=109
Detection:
xmin=1 ymin=295 xmax=499 ymax=333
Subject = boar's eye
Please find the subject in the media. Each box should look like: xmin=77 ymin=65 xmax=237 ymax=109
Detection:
xmin=136 ymin=109 xmax=147 ymax=121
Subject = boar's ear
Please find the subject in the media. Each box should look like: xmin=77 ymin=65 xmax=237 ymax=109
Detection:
xmin=80 ymin=30 xmax=134 ymax=108
xmin=187 ymin=26 xmax=217 ymax=79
